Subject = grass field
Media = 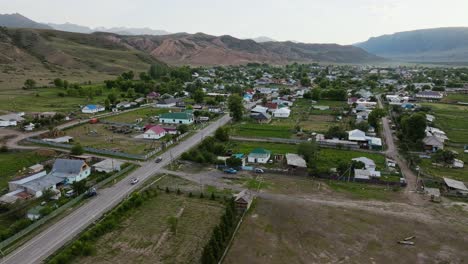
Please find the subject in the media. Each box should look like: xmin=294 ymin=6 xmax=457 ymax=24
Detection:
xmin=231 ymin=141 xmax=297 ymax=154
xmin=0 ymin=151 xmax=53 ymax=190
xmin=230 ymin=123 xmax=293 ymax=138
xmin=441 ymin=93 xmax=468 ymax=103
xmin=0 ymin=86 xmax=111 ymax=113
xmin=224 ymin=197 xmax=468 ymax=264
xmin=316 ymin=149 xmax=386 ymax=171
xmin=74 ymin=193 xmax=224 ymax=264
xmin=103 ymin=108 xmax=172 ymax=124
xmin=64 ymin=123 xmax=154 ymax=155
xmin=422 ymin=102 xmax=468 ymax=144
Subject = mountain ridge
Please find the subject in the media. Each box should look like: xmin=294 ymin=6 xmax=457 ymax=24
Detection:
xmin=355 ymin=27 xmax=468 ymax=62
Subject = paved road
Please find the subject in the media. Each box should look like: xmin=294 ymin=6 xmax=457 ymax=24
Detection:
xmin=377 ymin=96 xmax=422 ymax=204
xmin=2 ymin=114 xmax=231 ymax=264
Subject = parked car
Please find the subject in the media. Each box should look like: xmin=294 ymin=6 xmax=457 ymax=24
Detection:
xmin=223 ymin=168 xmax=237 ymax=174
xmin=130 ymin=178 xmax=139 ymax=185
xmin=87 ymin=187 xmax=97 ymax=197
xmin=254 ymin=168 xmax=264 ymax=174
xmin=65 ymin=190 xmax=75 ymax=197
xmin=155 ymin=157 xmax=163 ymax=163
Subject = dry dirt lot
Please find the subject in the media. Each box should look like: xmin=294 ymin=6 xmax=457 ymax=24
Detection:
xmin=224 ymin=195 xmax=468 ymax=264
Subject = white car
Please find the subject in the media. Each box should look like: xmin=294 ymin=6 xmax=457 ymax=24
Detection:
xmin=130 ymin=178 xmax=139 ymax=185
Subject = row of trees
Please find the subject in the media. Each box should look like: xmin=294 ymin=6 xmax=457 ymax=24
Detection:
xmin=201 ymin=198 xmax=238 ymax=264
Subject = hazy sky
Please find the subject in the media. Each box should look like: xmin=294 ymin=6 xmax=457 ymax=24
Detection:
xmin=1 ymin=0 xmax=468 ymax=44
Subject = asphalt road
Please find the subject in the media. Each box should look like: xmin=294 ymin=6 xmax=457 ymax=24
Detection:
xmin=2 ymin=114 xmax=231 ymax=264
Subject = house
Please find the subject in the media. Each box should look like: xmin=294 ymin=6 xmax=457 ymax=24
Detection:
xmin=116 ymin=101 xmax=132 ymax=109
xmin=347 ymin=97 xmax=359 ymax=105
xmin=146 ymin=92 xmax=160 ymax=100
xmin=352 ymin=157 xmax=376 ymax=170
xmin=24 ymin=123 xmax=35 ymax=131
xmin=48 ymin=159 xmax=91 ymax=184
xmin=43 ymin=136 xmax=73 ymax=144
xmin=272 ymin=98 xmax=293 ymax=107
xmin=29 ymin=164 xmax=44 ymax=174
xmin=423 ymin=136 xmax=444 ymax=152
xmin=93 ymin=159 xmax=125 ymax=173
xmin=208 ymin=107 xmax=222 ymax=113
xmin=248 ymin=148 xmax=271 ymax=164
xmin=159 ymin=112 xmax=194 ymax=125
xmin=265 ymin=102 xmax=278 ymax=111
xmin=285 ymin=153 xmax=307 ymax=169
xmin=354 ymin=169 xmax=381 ymax=180
xmin=234 ymin=189 xmax=254 ymax=211
xmin=144 ymin=125 xmax=167 ymax=139
xmin=251 ymin=105 xmax=268 ymax=114
xmin=453 ymin=159 xmax=464 ymax=169
xmin=272 ymin=108 xmax=291 ymax=118
xmin=251 ymin=112 xmax=271 ymax=124
xmin=426 ymin=114 xmax=435 ymax=123
xmin=425 ymin=127 xmax=448 ymax=142
xmin=81 ymin=105 xmax=105 ymax=114
xmin=348 ymin=129 xmax=367 ymax=142
xmin=415 ymin=91 xmax=443 ymax=100
xmin=443 ymin=177 xmax=468 ymax=196
xmin=0 ymin=113 xmax=25 ymax=127
xmin=155 ymin=98 xmax=180 ymax=108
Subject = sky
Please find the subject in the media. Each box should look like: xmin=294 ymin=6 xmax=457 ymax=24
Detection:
xmin=1 ymin=0 xmax=468 ymax=44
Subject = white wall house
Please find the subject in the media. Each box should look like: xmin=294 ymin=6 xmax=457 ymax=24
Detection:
xmin=247 ymin=148 xmax=271 ymax=164
xmin=273 ymin=108 xmax=291 ymax=118
xmin=159 ymin=112 xmax=194 ymax=125
xmin=81 ymin=105 xmax=105 ymax=114
xmin=0 ymin=113 xmax=25 ymax=127
xmin=144 ymin=125 xmax=167 ymax=139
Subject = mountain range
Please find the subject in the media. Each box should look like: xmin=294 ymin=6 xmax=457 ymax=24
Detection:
xmin=356 ymin=27 xmax=468 ymax=63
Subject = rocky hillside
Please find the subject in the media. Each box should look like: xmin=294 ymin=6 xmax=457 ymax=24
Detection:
xmin=112 ymin=32 xmax=382 ymax=65
xmin=0 ymin=13 xmax=52 ymax=29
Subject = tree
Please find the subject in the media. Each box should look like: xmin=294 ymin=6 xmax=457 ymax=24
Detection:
xmin=53 ymin=78 xmax=64 ymax=88
xmin=228 ymin=94 xmax=243 ymax=121
xmin=433 ymin=149 xmax=456 ymax=164
xmin=71 ymin=143 xmax=84 ymax=155
xmin=193 ymin=89 xmax=205 ymax=104
xmin=167 ymin=216 xmax=178 ymax=235
xmin=0 ymin=145 xmax=8 ymax=153
xmin=121 ymin=71 xmax=134 ymax=81
xmin=226 ymin=157 xmax=242 ymax=167
xmin=24 ymin=79 xmax=36 ymax=90
xmin=104 ymin=99 xmax=111 ymax=110
xmin=297 ymin=141 xmax=318 ymax=163
xmin=126 ymin=88 xmax=136 ymax=98
xmin=214 ymin=127 xmax=229 ymax=142
xmin=177 ymin=124 xmax=189 ymax=134
xmin=139 ymin=72 xmax=151 ymax=82
xmin=400 ymin=113 xmax=427 ymax=144
xmin=325 ymin=126 xmax=347 ymax=139
xmin=107 ymin=93 xmax=118 ymax=104
xmin=149 ymin=64 xmax=169 ymax=79
xmin=368 ymin=108 xmax=386 ymax=130
xmin=301 ymin=77 xmax=311 ymax=86
xmin=71 ymin=179 xmax=87 ymax=195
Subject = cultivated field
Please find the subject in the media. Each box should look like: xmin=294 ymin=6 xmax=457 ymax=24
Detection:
xmin=224 ymin=197 xmax=468 ymax=264
xmin=422 ymin=102 xmax=468 ymax=144
xmin=73 ymin=192 xmax=225 ymax=264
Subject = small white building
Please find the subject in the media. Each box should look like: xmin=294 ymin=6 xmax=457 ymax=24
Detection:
xmin=159 ymin=112 xmax=194 ymax=125
xmin=352 ymin=157 xmax=376 ymax=170
xmin=81 ymin=105 xmax=105 ymax=114
xmin=354 ymin=169 xmax=381 ymax=180
xmin=143 ymin=125 xmax=167 ymax=139
xmin=247 ymin=148 xmax=271 ymax=164
xmin=0 ymin=113 xmax=25 ymax=127
xmin=273 ymin=108 xmax=291 ymax=118
xmin=93 ymin=159 xmax=125 ymax=173
xmin=453 ymin=159 xmax=464 ymax=168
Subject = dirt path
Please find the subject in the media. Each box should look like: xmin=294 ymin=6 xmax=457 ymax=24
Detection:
xmin=377 ymin=95 xmax=424 ymax=205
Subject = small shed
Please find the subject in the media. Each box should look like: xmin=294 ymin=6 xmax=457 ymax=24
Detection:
xmin=234 ymin=189 xmax=254 ymax=211
xmin=93 ymin=159 xmax=125 ymax=173
xmin=443 ymin=177 xmax=468 ymax=196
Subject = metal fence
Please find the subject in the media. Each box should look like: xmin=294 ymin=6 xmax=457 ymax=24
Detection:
xmin=0 ymin=165 xmax=135 ymax=251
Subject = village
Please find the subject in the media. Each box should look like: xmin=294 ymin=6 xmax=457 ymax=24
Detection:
xmin=0 ymin=63 xmax=467 ymax=263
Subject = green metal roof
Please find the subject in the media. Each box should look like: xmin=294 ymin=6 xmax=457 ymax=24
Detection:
xmin=250 ymin=148 xmax=271 ymax=155
xmin=160 ymin=112 xmax=193 ymax=120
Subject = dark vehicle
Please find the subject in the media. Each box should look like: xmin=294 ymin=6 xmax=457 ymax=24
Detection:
xmin=155 ymin=157 xmax=163 ymax=163
xmin=223 ymin=168 xmax=237 ymax=174
xmin=87 ymin=187 xmax=97 ymax=197
xmin=131 ymin=178 xmax=139 ymax=185
xmin=254 ymin=168 xmax=264 ymax=174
